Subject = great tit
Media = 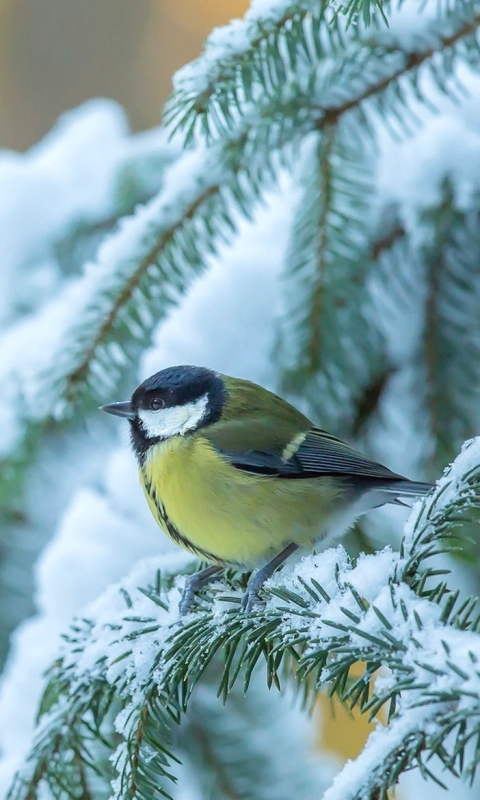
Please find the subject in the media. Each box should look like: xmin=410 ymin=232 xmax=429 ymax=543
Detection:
xmin=101 ymin=365 xmax=432 ymax=613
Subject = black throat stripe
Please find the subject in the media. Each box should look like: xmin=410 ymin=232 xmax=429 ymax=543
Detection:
xmin=141 ymin=471 xmax=225 ymax=565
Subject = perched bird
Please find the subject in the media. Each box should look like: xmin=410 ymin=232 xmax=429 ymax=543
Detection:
xmin=101 ymin=365 xmax=432 ymax=613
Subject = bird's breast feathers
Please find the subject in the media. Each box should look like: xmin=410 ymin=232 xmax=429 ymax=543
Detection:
xmin=139 ymin=433 xmax=343 ymax=567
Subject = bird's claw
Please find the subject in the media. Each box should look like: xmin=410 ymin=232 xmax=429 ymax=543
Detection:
xmin=241 ymin=587 xmax=266 ymax=613
xmin=179 ymin=582 xmax=197 ymax=616
xmin=178 ymin=565 xmax=223 ymax=616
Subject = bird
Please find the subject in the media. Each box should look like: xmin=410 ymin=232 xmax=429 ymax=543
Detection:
xmin=101 ymin=365 xmax=432 ymax=614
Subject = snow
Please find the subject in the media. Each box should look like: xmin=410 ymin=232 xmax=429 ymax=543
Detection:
xmin=62 ymin=553 xmax=190 ymax=684
xmin=322 ymin=708 xmax=428 ymax=800
xmin=402 ymin=436 xmax=480 ymax=556
xmin=0 ymin=99 xmax=129 ymax=327
xmin=172 ymin=1 xmax=318 ymax=97
xmin=377 ymin=65 xmax=480 ymax=229
xmin=0 ymin=100 xmax=177 ymax=456
xmin=6 ymin=143 xmax=213 ymax=418
xmin=2 ymin=0 xmax=480 ymax=797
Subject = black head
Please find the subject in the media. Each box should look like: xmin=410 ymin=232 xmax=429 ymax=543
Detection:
xmin=101 ymin=365 xmax=225 ymax=461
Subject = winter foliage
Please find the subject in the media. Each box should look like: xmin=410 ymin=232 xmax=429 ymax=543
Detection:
xmin=1 ymin=0 xmax=480 ymax=797
xmin=7 ymin=439 xmax=480 ymax=800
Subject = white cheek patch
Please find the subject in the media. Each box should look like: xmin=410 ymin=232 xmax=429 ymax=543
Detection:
xmin=138 ymin=394 xmax=209 ymax=439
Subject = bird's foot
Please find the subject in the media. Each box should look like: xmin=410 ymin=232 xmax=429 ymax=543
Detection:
xmin=241 ymin=585 xmax=266 ymax=613
xmin=179 ymin=565 xmax=223 ymax=616
xmin=179 ymin=577 xmax=197 ymax=616
xmin=241 ymin=543 xmax=299 ymax=613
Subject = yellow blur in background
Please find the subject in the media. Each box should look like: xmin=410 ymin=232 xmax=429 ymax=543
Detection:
xmin=316 ymin=686 xmax=379 ymax=763
xmin=0 ymin=0 xmax=383 ymax=772
xmin=0 ymin=0 xmax=249 ymax=150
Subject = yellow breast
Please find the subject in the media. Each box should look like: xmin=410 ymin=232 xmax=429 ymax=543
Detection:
xmin=140 ymin=434 xmax=343 ymax=568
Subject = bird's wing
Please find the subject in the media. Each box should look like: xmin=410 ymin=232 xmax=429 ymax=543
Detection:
xmin=212 ymin=426 xmax=403 ymax=481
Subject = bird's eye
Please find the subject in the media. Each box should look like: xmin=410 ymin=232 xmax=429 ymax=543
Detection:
xmin=149 ymin=398 xmax=164 ymax=411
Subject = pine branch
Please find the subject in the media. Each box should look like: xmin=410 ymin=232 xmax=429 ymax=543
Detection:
xmin=8 ymin=439 xmax=480 ymax=800
xmin=401 ymin=437 xmax=480 ymax=585
xmin=340 ymin=0 xmax=389 ymax=26
xmin=166 ymin=0 xmax=480 ymax=146
xmin=5 ymin=2 xmax=480 ymax=453
xmin=8 ymin=674 xmax=116 ymax=800
xmin=164 ymin=1 xmax=341 ymax=142
xmin=275 ymin=123 xmax=384 ymax=430
xmin=181 ymin=4 xmax=480 ymax=432
xmin=0 ymin=134 xmax=272 ymax=458
xmin=419 ymin=178 xmax=480 ymax=471
xmin=322 ymin=714 xmax=435 ymax=800
xmin=372 ymin=182 xmax=480 ymax=479
xmin=40 ymin=149 xmax=231 ymax=414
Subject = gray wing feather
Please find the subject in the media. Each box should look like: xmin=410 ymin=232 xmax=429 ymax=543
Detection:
xmin=215 ymin=428 xmax=432 ymax=499
xmin=218 ymin=427 xmax=404 ymax=481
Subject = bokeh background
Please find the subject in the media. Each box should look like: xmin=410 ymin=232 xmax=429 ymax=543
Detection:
xmin=0 ymin=0 xmax=248 ymax=150
xmin=0 ymin=0 xmax=385 ymax=777
xmin=1 ymin=0 xmax=373 ymax=773
xmin=1 ymin=3 xmax=478 ymax=797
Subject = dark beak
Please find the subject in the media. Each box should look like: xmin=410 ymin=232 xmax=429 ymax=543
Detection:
xmin=100 ymin=401 xmax=136 ymax=420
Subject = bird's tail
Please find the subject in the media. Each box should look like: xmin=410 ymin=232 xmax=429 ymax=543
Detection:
xmin=384 ymin=480 xmax=433 ymax=497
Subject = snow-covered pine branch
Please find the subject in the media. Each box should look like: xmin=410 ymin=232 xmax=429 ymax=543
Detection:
xmin=275 ymin=123 xmax=384 ymax=431
xmin=166 ymin=0 xmax=480 ymax=143
xmin=4 ymin=0 xmax=480 ymax=526
xmin=0 ymin=130 xmax=274 ymax=524
xmin=164 ymin=0 xmax=393 ymax=142
xmin=3 ymin=0 xmax=480 ymax=797
xmin=164 ymin=1 xmax=339 ymax=142
xmin=370 ymin=179 xmax=480 ymax=481
xmin=8 ymin=437 xmax=480 ymax=800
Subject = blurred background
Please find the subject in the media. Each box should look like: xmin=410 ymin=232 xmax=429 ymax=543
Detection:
xmin=0 ymin=0 xmax=371 ymax=780
xmin=0 ymin=0 xmax=249 ymax=150
xmin=1 ymin=2 xmax=479 ymax=798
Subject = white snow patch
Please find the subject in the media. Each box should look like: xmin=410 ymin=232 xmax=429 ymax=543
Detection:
xmin=172 ymin=1 xmax=318 ymax=97
xmin=0 ymin=99 xmax=129 ymax=326
xmin=403 ymin=436 xmax=480 ymax=555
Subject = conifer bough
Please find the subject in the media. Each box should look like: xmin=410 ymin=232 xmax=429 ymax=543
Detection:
xmin=7 ymin=438 xmax=480 ymax=800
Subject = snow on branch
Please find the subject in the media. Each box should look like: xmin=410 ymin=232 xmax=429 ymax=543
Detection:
xmin=0 ymin=129 xmax=271 ymax=451
xmin=276 ymin=122 xmax=382 ymax=430
xmin=401 ymin=436 xmax=480 ymax=574
xmin=7 ymin=438 xmax=480 ymax=800
xmin=33 ymin=146 xmax=228 ymax=416
xmin=165 ymin=1 xmax=334 ymax=140
xmin=166 ymin=0 xmax=480 ymax=144
xmin=4 ymin=3 xmax=480 ymax=470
